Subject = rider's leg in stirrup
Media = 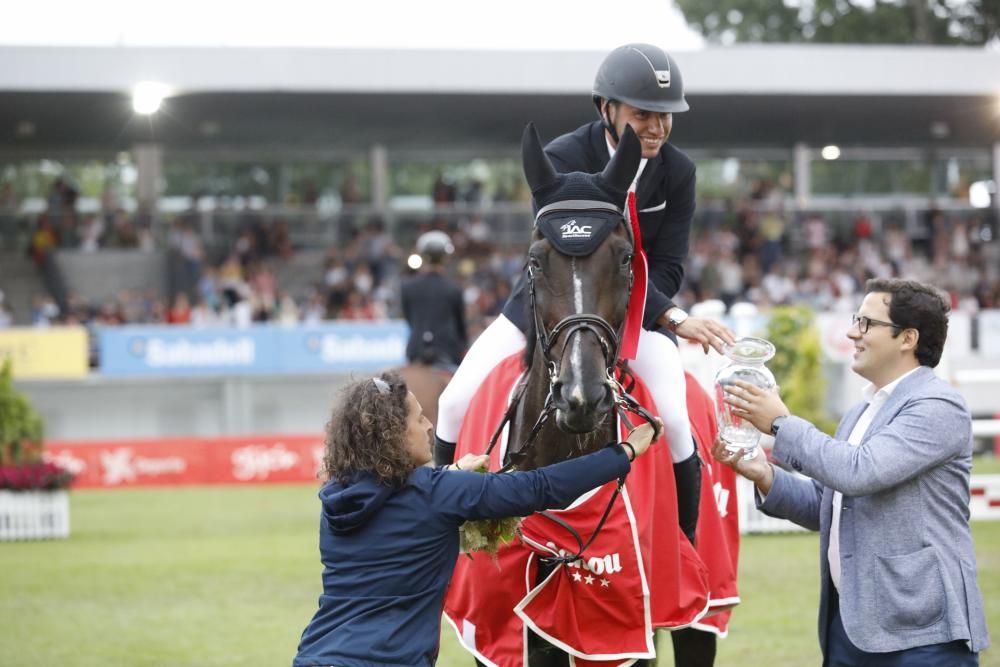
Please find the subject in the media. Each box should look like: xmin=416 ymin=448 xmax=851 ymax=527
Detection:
xmin=434 ymin=314 xmax=526 ymax=467
xmin=629 ymin=328 xmax=701 ymax=544
xmin=629 ymin=329 xmax=694 ymax=462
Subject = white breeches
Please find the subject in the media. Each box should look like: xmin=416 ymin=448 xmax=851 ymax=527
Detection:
xmin=436 ymin=314 xmax=693 ymax=462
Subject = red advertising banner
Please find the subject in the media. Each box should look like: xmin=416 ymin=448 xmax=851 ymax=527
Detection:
xmin=44 ymin=434 xmax=326 ymax=488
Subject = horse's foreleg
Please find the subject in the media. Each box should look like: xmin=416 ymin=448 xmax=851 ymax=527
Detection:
xmin=670 ymin=628 xmax=717 ymax=667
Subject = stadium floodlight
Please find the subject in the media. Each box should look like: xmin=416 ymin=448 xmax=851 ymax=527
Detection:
xmin=821 ymin=145 xmax=841 ymax=160
xmin=969 ymin=180 xmax=994 ymax=209
xmin=131 ymin=81 xmax=171 ymax=115
xmin=407 ymin=254 xmax=423 ymax=270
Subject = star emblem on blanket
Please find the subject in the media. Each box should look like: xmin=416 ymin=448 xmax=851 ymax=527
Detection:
xmin=570 ymin=571 xmax=611 ymax=587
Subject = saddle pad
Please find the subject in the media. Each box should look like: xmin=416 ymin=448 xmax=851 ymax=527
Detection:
xmin=443 ymin=354 xmax=738 ymax=665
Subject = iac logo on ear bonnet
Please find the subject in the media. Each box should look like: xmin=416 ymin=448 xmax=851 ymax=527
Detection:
xmin=560 ymin=220 xmax=593 ymax=239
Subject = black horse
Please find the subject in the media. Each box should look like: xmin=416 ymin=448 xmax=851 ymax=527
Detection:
xmin=463 ymin=123 xmax=715 ymax=666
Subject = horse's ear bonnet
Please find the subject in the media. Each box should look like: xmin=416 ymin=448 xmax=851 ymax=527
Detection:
xmin=521 ymin=123 xmax=641 ymax=257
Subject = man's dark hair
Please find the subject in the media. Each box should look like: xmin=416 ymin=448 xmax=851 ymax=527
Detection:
xmin=865 ymin=278 xmax=950 ymax=367
xmin=322 ymin=371 xmax=414 ymax=487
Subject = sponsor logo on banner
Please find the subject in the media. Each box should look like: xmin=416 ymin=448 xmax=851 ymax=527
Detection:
xmin=44 ymin=450 xmax=88 ymax=477
xmin=133 ymin=337 xmax=256 ymax=368
xmin=313 ymin=333 xmax=406 ymax=364
xmin=231 ymin=444 xmax=300 ymax=481
xmin=100 ymin=448 xmax=188 ymax=486
xmin=559 ymin=220 xmax=593 ymax=239
xmin=48 ymin=434 xmax=326 ymax=488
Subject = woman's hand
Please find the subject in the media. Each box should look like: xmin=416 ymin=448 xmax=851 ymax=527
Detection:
xmin=624 ymin=417 xmax=664 ymax=460
xmin=450 ymin=453 xmax=489 ymax=472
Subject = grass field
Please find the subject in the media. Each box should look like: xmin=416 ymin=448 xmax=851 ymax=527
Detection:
xmin=2 ymin=484 xmax=997 ymax=667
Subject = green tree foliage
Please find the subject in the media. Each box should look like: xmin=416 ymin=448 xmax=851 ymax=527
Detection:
xmin=0 ymin=359 xmax=45 ymax=465
xmin=676 ymin=0 xmax=1000 ymax=45
xmin=765 ymin=306 xmax=839 ymax=435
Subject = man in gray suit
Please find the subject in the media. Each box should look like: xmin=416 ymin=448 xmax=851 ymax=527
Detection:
xmin=715 ymin=278 xmax=989 ymax=666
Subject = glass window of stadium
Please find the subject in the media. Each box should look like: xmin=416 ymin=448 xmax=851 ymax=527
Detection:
xmin=160 ymin=156 xmax=370 ymax=212
xmin=689 ymin=153 xmax=793 ymax=202
xmin=809 ymin=148 xmax=993 ymax=203
xmin=387 ymin=153 xmax=532 ymax=248
xmin=0 ymin=154 xmax=138 ymax=214
xmin=0 ymin=155 xmax=139 ymax=251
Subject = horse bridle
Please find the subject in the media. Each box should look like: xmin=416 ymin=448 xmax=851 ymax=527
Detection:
xmin=477 ymin=203 xmax=658 ymax=566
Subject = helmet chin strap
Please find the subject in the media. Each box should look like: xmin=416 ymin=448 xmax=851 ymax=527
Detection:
xmin=598 ymin=98 xmax=620 ymax=145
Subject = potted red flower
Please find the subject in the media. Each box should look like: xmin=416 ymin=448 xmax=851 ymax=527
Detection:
xmin=0 ymin=359 xmax=74 ymax=540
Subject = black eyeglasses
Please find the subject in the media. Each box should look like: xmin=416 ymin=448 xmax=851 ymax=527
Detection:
xmin=852 ymin=314 xmax=902 ymax=334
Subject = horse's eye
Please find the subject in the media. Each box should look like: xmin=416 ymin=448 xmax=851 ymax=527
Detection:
xmin=528 ymin=256 xmax=543 ymax=273
xmin=621 ymin=254 xmax=633 ymax=268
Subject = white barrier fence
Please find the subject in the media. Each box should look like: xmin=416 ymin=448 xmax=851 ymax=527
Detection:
xmin=738 ymin=473 xmax=1000 ymax=534
xmin=0 ymin=490 xmax=70 ymax=541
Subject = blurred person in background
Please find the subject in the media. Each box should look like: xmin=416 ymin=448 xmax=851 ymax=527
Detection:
xmin=293 ymin=370 xmax=661 ymax=667
xmin=715 ymin=278 xmax=988 ymax=666
xmin=401 ymin=231 xmax=467 ymax=371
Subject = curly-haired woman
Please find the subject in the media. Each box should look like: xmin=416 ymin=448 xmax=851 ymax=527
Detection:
xmin=293 ymin=371 xmax=661 ymax=667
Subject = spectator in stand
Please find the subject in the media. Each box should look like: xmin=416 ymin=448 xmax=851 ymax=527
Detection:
xmin=338 ymin=173 xmax=363 ymax=244
xmin=167 ymin=293 xmax=192 ymax=325
xmin=277 ymin=291 xmax=300 ymax=326
xmin=189 ymin=296 xmax=218 ymax=327
xmin=78 ymin=214 xmax=105 ymax=252
xmin=28 ymin=215 xmax=58 ymax=266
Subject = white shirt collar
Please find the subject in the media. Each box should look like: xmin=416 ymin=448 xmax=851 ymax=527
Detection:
xmin=861 ymin=366 xmax=922 ymax=403
xmin=605 ymin=134 xmax=647 ymax=192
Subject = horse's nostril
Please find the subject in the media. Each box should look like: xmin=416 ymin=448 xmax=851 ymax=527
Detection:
xmin=597 ymin=386 xmax=614 ymax=411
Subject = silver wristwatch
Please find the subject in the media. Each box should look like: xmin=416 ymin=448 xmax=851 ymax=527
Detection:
xmin=666 ymin=307 xmax=688 ymax=331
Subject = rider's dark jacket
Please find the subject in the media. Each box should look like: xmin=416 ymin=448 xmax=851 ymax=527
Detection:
xmin=401 ymin=269 xmax=467 ymax=366
xmin=293 ymin=444 xmax=632 ymax=667
xmin=502 ymin=120 xmax=696 ymax=333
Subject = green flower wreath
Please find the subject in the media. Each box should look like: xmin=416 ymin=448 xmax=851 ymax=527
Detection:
xmin=457 ymin=466 xmax=522 ymax=556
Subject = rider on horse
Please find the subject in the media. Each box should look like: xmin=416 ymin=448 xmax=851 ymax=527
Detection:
xmin=435 ymin=44 xmax=735 ymax=542
xmin=401 ymin=230 xmax=468 ymax=372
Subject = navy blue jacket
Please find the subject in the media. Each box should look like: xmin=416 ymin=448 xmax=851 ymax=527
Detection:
xmin=401 ymin=270 xmax=467 ymax=366
xmin=293 ymin=444 xmax=632 ymax=667
xmin=502 ymin=120 xmax=697 ymax=332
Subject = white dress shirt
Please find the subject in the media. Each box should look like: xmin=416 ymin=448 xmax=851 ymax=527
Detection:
xmin=828 ymin=366 xmax=921 ymax=589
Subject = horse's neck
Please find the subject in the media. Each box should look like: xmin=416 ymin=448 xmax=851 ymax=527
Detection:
xmin=510 ymin=350 xmax=616 ymax=471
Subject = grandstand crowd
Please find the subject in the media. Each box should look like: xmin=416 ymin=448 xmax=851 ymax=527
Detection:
xmin=1 ymin=174 xmax=998 ymax=342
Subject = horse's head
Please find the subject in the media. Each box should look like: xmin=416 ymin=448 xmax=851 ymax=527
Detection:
xmin=521 ymin=123 xmax=642 ymax=434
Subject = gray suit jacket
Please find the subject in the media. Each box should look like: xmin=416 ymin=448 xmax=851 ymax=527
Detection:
xmin=758 ymin=366 xmax=989 ymax=655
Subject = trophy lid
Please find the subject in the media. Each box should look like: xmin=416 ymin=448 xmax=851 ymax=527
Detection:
xmin=723 ymin=337 xmax=776 ymax=364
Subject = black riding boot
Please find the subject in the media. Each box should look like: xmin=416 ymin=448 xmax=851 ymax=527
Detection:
xmin=673 ymin=449 xmax=701 ymax=546
xmin=433 ymin=435 xmax=457 ymax=468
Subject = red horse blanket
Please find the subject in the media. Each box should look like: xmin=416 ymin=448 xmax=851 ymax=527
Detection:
xmin=443 ymin=354 xmax=740 ymax=666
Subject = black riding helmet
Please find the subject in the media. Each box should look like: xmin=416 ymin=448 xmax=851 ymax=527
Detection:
xmin=592 ymin=43 xmax=689 ymax=142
